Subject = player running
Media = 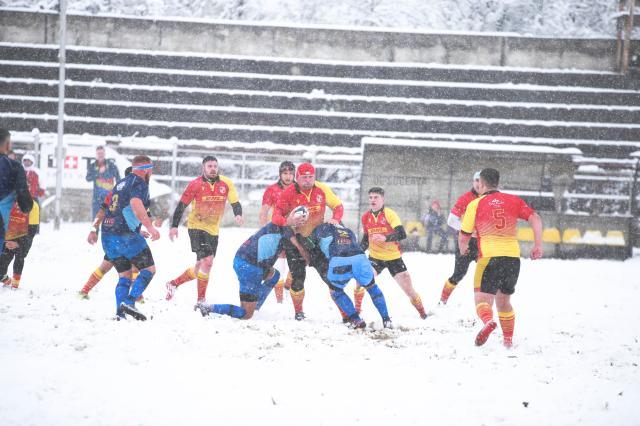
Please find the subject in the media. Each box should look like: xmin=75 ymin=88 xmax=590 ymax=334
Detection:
xmin=195 ymin=222 xmax=305 ymax=320
xmin=359 ymin=187 xmax=427 ymax=319
xmin=258 ymin=161 xmax=295 ymax=303
xmin=101 ymin=155 xmax=160 ymax=320
xmin=440 ymin=171 xmax=481 ymax=304
xmin=459 ymin=168 xmax=542 ymax=348
xmin=271 ymin=162 xmax=344 ymax=320
xmin=166 ymin=156 xmax=244 ymax=303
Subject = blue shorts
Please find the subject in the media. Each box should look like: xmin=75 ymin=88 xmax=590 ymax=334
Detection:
xmin=102 ymin=233 xmax=149 ymax=261
xmin=233 ymin=256 xmax=265 ymax=301
xmin=327 ymin=254 xmax=374 ymax=289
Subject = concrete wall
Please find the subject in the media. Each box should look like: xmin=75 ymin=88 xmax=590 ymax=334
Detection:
xmin=0 ymin=9 xmax=632 ymax=71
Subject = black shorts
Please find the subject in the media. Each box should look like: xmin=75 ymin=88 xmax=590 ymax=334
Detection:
xmin=112 ymin=247 xmax=155 ymax=273
xmin=369 ymin=257 xmax=407 ymax=277
xmin=188 ymin=229 xmax=219 ymax=260
xmin=474 ymin=256 xmax=520 ymax=295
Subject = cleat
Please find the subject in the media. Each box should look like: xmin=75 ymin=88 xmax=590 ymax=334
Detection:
xmin=503 ymin=338 xmax=513 ymax=349
xmin=294 ymin=311 xmax=306 ymax=321
xmin=77 ymin=291 xmax=90 ymax=300
xmin=119 ymin=303 xmax=147 ymax=321
xmin=1 ymin=275 xmax=11 ymax=287
xmin=194 ymin=301 xmax=211 ymax=317
xmin=165 ymin=281 xmax=177 ymax=301
xmin=347 ymin=318 xmax=366 ymax=329
xmin=383 ymin=318 xmax=393 ymax=329
xmin=419 ymin=312 xmax=427 ymax=319
xmin=342 ymin=317 xmax=350 ymax=324
xmin=475 ymin=320 xmax=497 ymax=346
xmin=10 ymin=280 xmax=19 ymax=290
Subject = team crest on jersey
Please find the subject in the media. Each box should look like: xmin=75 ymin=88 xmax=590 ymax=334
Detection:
xmin=219 ymin=186 xmax=226 ymax=194
xmin=488 ymin=198 xmax=504 ymax=207
xmin=380 ymin=218 xmax=387 ymax=225
xmin=316 ymin=194 xmax=323 ymax=202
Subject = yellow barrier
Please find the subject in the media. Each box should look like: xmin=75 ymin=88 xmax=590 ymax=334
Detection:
xmin=562 ymin=228 xmax=582 ymax=244
xmin=405 ymin=221 xmax=426 ymax=237
xmin=542 ymin=228 xmax=561 ymax=244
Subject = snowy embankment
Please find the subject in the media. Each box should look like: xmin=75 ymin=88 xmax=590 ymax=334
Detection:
xmin=0 ymin=223 xmax=639 ymax=425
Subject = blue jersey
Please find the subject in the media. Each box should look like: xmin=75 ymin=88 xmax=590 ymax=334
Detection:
xmin=102 ymin=173 xmax=149 ymax=236
xmin=0 ymin=155 xmax=32 ymax=237
xmin=236 ymin=223 xmax=293 ymax=270
xmin=310 ymin=223 xmax=363 ymax=259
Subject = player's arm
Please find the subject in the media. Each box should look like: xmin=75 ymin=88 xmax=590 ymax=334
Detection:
xmin=223 ymin=176 xmax=244 ymax=226
xmin=360 ymin=233 xmax=369 ymax=251
xmin=12 ymin=163 xmax=33 ymax=214
xmin=459 ymin=199 xmax=479 ymax=255
xmin=258 ymin=204 xmax=271 ymax=227
xmin=131 ymin=197 xmax=159 ymax=240
xmin=384 ymin=225 xmax=407 ymax=242
xmin=316 ymin=182 xmax=343 ymax=224
xmin=169 ymin=181 xmax=197 ymax=240
xmin=85 ymin=160 xmax=97 ymax=182
xmin=528 ymin=212 xmax=543 ymax=260
xmin=272 ymin=191 xmax=295 ymax=226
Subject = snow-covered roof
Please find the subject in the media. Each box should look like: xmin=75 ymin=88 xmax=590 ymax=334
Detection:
xmin=362 ymin=137 xmax=582 ymax=155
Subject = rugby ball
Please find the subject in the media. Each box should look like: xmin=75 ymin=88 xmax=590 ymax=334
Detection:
xmin=290 ymin=205 xmax=309 ymax=221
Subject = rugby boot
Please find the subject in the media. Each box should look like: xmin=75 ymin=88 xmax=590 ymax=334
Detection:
xmin=119 ymin=302 xmax=147 ymax=321
xmin=503 ymin=337 xmax=513 ymax=349
xmin=347 ymin=317 xmax=366 ymax=330
xmin=165 ymin=281 xmax=177 ymax=301
xmin=194 ymin=301 xmax=211 ymax=317
xmin=77 ymin=290 xmax=90 ymax=300
xmin=294 ymin=311 xmax=306 ymax=321
xmin=475 ymin=320 xmax=497 ymax=346
xmin=383 ymin=318 xmax=393 ymax=329
xmin=1 ymin=275 xmax=11 ymax=287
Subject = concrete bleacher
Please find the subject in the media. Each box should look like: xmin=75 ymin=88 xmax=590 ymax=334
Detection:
xmin=1 ymin=43 xmax=640 ymax=158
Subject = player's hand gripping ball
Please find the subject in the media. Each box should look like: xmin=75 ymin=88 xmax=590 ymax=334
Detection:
xmin=289 ymin=205 xmax=309 ymax=222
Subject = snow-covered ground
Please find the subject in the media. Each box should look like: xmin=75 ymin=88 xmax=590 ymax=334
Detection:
xmin=1 ymin=223 xmax=639 ymax=426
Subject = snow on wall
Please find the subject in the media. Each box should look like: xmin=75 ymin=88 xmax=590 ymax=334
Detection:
xmin=0 ymin=0 xmax=621 ymax=39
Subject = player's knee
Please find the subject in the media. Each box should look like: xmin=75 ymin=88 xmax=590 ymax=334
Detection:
xmin=290 ymin=278 xmax=305 ymax=292
xmin=138 ymin=269 xmax=154 ymax=282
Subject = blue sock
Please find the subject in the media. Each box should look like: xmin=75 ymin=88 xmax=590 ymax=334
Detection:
xmin=115 ymin=277 xmax=132 ymax=315
xmin=212 ymin=304 xmax=246 ymax=319
xmin=330 ymin=289 xmax=358 ymax=319
xmin=256 ymin=270 xmax=280 ymax=310
xmin=365 ymin=283 xmax=389 ymax=320
xmin=127 ymin=269 xmax=154 ymax=304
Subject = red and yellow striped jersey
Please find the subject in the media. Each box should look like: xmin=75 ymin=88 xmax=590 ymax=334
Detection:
xmin=180 ymin=175 xmax=239 ymax=236
xmin=461 ymin=191 xmax=534 ymax=258
xmin=361 ymin=207 xmax=403 ymax=261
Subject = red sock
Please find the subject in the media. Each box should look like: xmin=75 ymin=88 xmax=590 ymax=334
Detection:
xmin=411 ymin=294 xmax=427 ymax=318
xmin=353 ymin=286 xmax=365 ymax=314
xmin=274 ymin=280 xmax=284 ymax=303
xmin=81 ymin=268 xmax=105 ymax=293
xmin=499 ymin=310 xmax=515 ymax=344
xmin=290 ymin=289 xmax=305 ymax=314
xmin=172 ymin=267 xmax=196 ymax=287
xmin=476 ymin=302 xmax=494 ymax=325
xmin=196 ymin=271 xmax=209 ymax=302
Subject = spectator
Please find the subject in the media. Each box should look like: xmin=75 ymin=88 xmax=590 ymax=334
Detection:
xmin=85 ymin=145 xmax=120 ymax=218
xmin=423 ymin=200 xmax=449 ymax=253
xmin=21 ymin=154 xmax=45 ymax=203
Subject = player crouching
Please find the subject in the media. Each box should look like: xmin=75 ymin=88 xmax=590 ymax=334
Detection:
xmin=195 ymin=222 xmax=304 ymax=319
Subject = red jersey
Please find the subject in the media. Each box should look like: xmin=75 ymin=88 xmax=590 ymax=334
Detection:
xmin=25 ymin=169 xmax=45 ymax=198
xmin=262 ymin=182 xmax=287 ymax=208
xmin=451 ymin=189 xmax=479 ymax=218
xmin=272 ymin=181 xmax=343 ymax=237
xmin=461 ymin=191 xmax=535 ymax=258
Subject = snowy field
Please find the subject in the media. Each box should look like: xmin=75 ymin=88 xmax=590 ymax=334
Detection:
xmin=1 ymin=222 xmax=639 ymax=426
